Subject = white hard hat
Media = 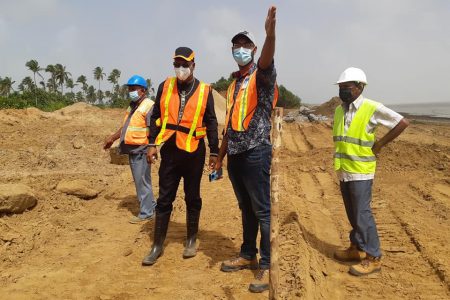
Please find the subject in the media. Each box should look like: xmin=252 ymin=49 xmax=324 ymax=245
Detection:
xmin=336 ymin=67 xmax=368 ymax=85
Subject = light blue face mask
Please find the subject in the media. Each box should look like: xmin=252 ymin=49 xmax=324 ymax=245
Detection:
xmin=232 ymin=47 xmax=253 ymax=66
xmin=129 ymin=90 xmax=140 ymax=102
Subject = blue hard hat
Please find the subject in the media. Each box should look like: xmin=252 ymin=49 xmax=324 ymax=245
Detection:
xmin=126 ymin=75 xmax=147 ymax=89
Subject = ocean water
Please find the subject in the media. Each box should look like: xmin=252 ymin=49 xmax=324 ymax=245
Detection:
xmin=388 ymin=102 xmax=450 ymax=118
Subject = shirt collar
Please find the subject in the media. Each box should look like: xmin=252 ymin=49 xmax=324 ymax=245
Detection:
xmin=343 ymin=94 xmax=364 ymax=111
xmin=232 ymin=62 xmax=257 ymax=79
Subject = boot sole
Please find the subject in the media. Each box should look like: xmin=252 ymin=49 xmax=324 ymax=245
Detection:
xmin=182 ymin=250 xmax=197 ymax=259
xmin=249 ymin=284 xmax=269 ymax=293
xmin=142 ymin=250 xmax=163 ymax=266
xmin=349 ymin=267 xmax=381 ymax=276
xmin=220 ymin=264 xmax=258 ymax=272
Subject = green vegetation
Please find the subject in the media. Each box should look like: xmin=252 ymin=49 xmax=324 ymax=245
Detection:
xmin=0 ymin=60 xmax=153 ymax=111
xmin=2 ymin=60 xmax=301 ymax=111
xmin=211 ymin=77 xmax=302 ymax=108
xmin=277 ymin=84 xmax=301 ymax=108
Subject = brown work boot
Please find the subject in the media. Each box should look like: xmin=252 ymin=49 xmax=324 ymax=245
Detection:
xmin=349 ymin=255 xmax=381 ymax=276
xmin=334 ymin=244 xmax=366 ymax=262
xmin=249 ymin=269 xmax=269 ymax=293
xmin=220 ymin=256 xmax=258 ymax=272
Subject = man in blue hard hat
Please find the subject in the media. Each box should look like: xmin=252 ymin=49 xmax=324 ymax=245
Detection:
xmin=104 ymin=75 xmax=157 ymax=224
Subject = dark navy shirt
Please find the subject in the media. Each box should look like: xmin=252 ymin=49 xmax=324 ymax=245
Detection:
xmin=226 ymin=61 xmax=277 ymax=155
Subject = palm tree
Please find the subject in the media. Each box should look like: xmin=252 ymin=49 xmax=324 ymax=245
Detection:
xmin=54 ymin=63 xmax=71 ymax=94
xmin=66 ymin=78 xmax=76 ymax=94
xmin=86 ymin=85 xmax=96 ymax=103
xmin=75 ymin=91 xmax=84 ymax=102
xmin=97 ymin=90 xmax=104 ymax=104
xmin=93 ymin=66 xmax=105 ymax=92
xmin=19 ymin=76 xmax=34 ymax=92
xmin=0 ymin=77 xmax=15 ymax=97
xmin=25 ymin=60 xmax=44 ymax=105
xmin=45 ymin=64 xmax=57 ymax=92
xmin=76 ymin=75 xmax=88 ymax=99
xmin=107 ymin=68 xmax=121 ymax=97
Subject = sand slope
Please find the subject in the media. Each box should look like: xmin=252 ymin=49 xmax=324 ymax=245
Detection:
xmin=0 ymin=104 xmax=449 ymax=299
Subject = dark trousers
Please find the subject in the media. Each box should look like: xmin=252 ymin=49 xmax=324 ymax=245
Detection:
xmin=156 ymin=139 xmax=206 ymax=215
xmin=227 ymin=144 xmax=272 ymax=269
xmin=340 ymin=180 xmax=381 ymax=258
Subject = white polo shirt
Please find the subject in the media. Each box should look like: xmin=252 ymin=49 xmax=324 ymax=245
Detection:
xmin=337 ymin=95 xmax=404 ymax=182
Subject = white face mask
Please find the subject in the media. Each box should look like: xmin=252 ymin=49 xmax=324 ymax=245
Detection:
xmin=174 ymin=67 xmax=191 ymax=81
xmin=128 ymin=90 xmax=140 ymax=102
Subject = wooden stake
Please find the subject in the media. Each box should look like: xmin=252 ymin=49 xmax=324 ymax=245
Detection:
xmin=270 ymin=107 xmax=283 ymax=300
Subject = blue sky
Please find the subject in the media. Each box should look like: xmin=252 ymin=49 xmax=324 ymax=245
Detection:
xmin=1 ymin=0 xmax=449 ymax=104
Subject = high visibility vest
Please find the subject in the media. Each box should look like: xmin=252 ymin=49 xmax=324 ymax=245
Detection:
xmin=122 ymin=98 xmax=154 ymax=145
xmin=333 ymin=99 xmax=381 ymax=174
xmin=225 ymin=70 xmax=279 ymax=132
xmin=155 ymin=77 xmax=208 ymax=153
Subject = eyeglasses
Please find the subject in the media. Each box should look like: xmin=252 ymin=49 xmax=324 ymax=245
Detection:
xmin=173 ymin=62 xmax=192 ymax=68
xmin=232 ymin=43 xmax=254 ymax=49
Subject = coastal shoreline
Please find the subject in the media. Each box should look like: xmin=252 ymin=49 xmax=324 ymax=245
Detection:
xmin=398 ymin=112 xmax=450 ymax=124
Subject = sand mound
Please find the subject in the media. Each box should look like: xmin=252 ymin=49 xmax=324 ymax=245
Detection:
xmin=56 ymin=102 xmax=99 ymax=115
xmin=212 ymin=89 xmax=226 ymax=125
xmin=312 ymin=96 xmax=341 ymax=117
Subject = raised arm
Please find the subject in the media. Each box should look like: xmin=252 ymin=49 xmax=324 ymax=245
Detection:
xmin=258 ymin=6 xmax=276 ymax=70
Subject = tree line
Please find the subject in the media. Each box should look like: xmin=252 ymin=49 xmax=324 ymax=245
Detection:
xmin=1 ymin=59 xmax=301 ymax=111
xmin=0 ymin=59 xmax=153 ymax=110
xmin=211 ymin=76 xmax=302 ymax=108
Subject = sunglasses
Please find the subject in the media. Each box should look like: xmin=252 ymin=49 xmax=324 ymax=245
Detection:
xmin=173 ymin=62 xmax=192 ymax=68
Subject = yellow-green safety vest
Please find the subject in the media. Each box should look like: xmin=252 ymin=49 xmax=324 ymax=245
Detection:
xmin=333 ymin=99 xmax=381 ymax=174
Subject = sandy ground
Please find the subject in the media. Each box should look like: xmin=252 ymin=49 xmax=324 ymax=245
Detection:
xmin=0 ymin=102 xmax=449 ymax=299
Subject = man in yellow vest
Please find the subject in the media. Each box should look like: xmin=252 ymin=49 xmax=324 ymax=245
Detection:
xmin=103 ymin=75 xmax=156 ymax=224
xmin=214 ymin=7 xmax=278 ymax=293
xmin=142 ymin=47 xmax=219 ymax=266
xmin=332 ymin=67 xmax=409 ymax=275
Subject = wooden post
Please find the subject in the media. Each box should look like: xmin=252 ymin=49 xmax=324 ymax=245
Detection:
xmin=270 ymin=107 xmax=283 ymax=300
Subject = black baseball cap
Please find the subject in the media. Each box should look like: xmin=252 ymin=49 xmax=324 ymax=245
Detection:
xmin=173 ymin=47 xmax=195 ymax=61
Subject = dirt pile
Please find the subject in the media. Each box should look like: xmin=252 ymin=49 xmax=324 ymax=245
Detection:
xmin=0 ymin=103 xmax=449 ymax=299
xmin=312 ymin=96 xmax=341 ymax=117
xmin=212 ymin=89 xmax=226 ymax=125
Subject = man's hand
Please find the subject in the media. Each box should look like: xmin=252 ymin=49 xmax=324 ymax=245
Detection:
xmin=213 ymin=159 xmax=223 ymax=172
xmin=209 ymin=155 xmax=218 ymax=171
xmin=372 ymin=142 xmax=382 ymax=157
xmin=147 ymin=146 xmax=158 ymax=164
xmin=265 ymin=6 xmax=276 ymax=38
xmin=103 ymin=136 xmax=114 ymax=150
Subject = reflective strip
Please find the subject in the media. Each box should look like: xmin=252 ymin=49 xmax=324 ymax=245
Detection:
xmin=226 ymin=83 xmax=234 ymax=110
xmin=196 ymin=130 xmax=206 ymax=137
xmin=186 ymin=83 xmax=206 ymax=152
xmin=127 ymin=126 xmax=148 ymax=132
xmin=156 ymin=78 xmax=176 ymax=145
xmin=334 ymin=153 xmax=376 ymax=162
xmin=333 ymin=136 xmax=374 ymax=147
xmin=137 ymin=99 xmax=152 ymax=113
xmin=237 ymin=75 xmax=251 ymax=131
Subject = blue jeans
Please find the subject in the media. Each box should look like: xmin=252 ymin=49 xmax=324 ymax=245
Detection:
xmin=129 ymin=152 xmax=156 ymax=219
xmin=340 ymin=180 xmax=381 ymax=258
xmin=227 ymin=144 xmax=272 ymax=269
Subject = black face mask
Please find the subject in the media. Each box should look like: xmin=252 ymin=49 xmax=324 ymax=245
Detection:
xmin=339 ymin=88 xmax=353 ymax=103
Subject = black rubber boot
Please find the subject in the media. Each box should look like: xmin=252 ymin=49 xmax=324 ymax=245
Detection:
xmin=142 ymin=212 xmax=171 ymax=266
xmin=183 ymin=209 xmax=200 ymax=259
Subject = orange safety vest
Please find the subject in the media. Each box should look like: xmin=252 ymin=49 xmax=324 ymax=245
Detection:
xmin=155 ymin=77 xmax=209 ymax=153
xmin=225 ymin=70 xmax=279 ymax=132
xmin=121 ymin=98 xmax=154 ymax=145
